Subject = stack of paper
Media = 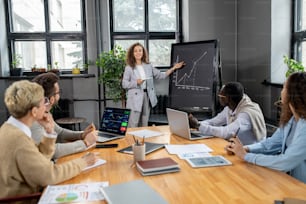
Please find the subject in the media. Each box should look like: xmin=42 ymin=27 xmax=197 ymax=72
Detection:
xmin=83 ymin=159 xmax=106 ymax=171
xmin=127 ymin=129 xmax=163 ymax=138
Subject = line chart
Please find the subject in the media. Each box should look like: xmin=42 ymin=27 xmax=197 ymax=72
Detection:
xmin=172 ymin=51 xmax=211 ymax=91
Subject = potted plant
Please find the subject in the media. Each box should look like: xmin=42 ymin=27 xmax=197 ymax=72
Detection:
xmin=10 ymin=54 xmax=23 ymax=76
xmin=283 ymin=55 xmax=304 ymax=77
xmin=72 ymin=64 xmax=81 ymax=74
xmin=96 ymin=45 xmax=127 ymax=106
xmin=274 ymin=56 xmax=305 ymax=121
xmin=82 ymin=60 xmax=94 ymax=74
xmin=49 ymin=61 xmax=60 ymax=74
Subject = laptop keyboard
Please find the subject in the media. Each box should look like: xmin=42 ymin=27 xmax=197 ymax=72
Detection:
xmin=190 ymin=133 xmax=202 ymax=138
xmin=98 ymin=132 xmax=117 ymax=138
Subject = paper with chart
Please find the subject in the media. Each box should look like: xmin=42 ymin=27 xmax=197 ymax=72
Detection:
xmin=38 ymin=182 xmax=109 ymax=204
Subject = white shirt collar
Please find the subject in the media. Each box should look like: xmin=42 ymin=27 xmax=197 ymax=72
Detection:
xmin=7 ymin=116 xmax=32 ymax=138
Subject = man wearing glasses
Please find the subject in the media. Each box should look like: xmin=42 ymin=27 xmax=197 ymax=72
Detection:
xmin=188 ymin=82 xmax=266 ymax=145
xmin=31 ymin=72 xmax=97 ymax=159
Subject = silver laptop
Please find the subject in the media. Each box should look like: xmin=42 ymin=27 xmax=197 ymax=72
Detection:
xmin=166 ymin=108 xmax=214 ymax=140
xmin=97 ymin=107 xmax=131 ymax=142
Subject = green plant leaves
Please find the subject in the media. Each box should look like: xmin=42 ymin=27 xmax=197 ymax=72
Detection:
xmin=283 ymin=55 xmax=304 ymax=77
xmin=96 ymin=45 xmax=127 ymax=102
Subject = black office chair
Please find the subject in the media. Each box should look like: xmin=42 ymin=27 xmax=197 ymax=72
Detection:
xmin=0 ymin=192 xmax=41 ymax=203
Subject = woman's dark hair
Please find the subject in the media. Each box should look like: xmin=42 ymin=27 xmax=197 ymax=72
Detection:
xmin=32 ymin=72 xmax=59 ymax=98
xmin=223 ymin=82 xmax=244 ymax=105
xmin=126 ymin=42 xmax=149 ymax=68
xmin=280 ymin=72 xmax=306 ymax=126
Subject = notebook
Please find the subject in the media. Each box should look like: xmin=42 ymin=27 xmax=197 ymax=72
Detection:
xmin=166 ymin=108 xmax=214 ymax=140
xmin=97 ymin=107 xmax=131 ymax=143
xmin=136 ymin=157 xmax=180 ymax=176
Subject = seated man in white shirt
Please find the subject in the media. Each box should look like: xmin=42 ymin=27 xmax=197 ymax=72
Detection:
xmin=31 ymin=72 xmax=97 ymax=159
xmin=188 ymin=82 xmax=266 ymax=145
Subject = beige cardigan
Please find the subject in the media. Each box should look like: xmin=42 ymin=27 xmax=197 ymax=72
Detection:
xmin=229 ymin=94 xmax=266 ymax=141
xmin=0 ymin=123 xmax=87 ymax=198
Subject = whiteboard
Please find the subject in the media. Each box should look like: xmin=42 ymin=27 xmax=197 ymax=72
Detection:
xmin=168 ymin=40 xmax=221 ymax=114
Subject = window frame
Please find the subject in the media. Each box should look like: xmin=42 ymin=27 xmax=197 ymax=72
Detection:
xmin=293 ymin=0 xmax=306 ymax=61
xmin=4 ymin=0 xmax=88 ymax=72
xmin=109 ymin=0 xmax=182 ymax=69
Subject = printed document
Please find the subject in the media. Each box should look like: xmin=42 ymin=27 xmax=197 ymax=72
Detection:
xmin=165 ymin=144 xmax=213 ymax=155
xmin=128 ymin=129 xmax=163 ymax=138
xmin=38 ymin=182 xmax=109 ymax=204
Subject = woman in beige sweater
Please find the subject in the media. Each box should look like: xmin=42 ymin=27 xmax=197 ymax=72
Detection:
xmin=0 ymin=80 xmax=98 ymax=199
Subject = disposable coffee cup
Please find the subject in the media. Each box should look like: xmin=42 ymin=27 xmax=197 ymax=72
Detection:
xmin=132 ymin=143 xmax=146 ymax=162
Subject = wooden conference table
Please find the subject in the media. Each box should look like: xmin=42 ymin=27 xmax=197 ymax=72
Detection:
xmin=57 ymin=126 xmax=306 ymax=204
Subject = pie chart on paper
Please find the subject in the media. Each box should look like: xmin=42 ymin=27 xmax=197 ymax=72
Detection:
xmin=55 ymin=192 xmax=78 ymax=202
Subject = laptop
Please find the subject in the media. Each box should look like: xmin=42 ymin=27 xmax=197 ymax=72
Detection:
xmin=166 ymin=108 xmax=214 ymax=140
xmin=97 ymin=107 xmax=131 ymax=143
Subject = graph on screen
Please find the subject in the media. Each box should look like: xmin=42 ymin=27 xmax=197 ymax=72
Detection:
xmin=169 ymin=40 xmax=221 ymax=113
xmin=173 ymin=51 xmax=209 ymax=91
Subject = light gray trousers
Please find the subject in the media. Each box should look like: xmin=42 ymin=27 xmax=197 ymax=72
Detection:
xmin=128 ymin=93 xmax=151 ymax=127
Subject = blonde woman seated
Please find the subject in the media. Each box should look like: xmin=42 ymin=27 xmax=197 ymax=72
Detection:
xmin=0 ymin=80 xmax=98 ymax=199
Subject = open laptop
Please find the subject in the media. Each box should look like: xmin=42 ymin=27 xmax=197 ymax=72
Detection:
xmin=97 ymin=107 xmax=131 ymax=142
xmin=166 ymin=108 xmax=214 ymax=140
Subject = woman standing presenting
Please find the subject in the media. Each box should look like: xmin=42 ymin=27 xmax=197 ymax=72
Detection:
xmin=122 ymin=42 xmax=185 ymax=127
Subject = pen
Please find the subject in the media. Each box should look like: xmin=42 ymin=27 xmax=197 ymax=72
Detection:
xmin=230 ymin=127 xmax=241 ymax=145
xmin=142 ymin=136 xmax=145 ymax=145
xmin=91 ymin=122 xmax=96 ymax=132
xmin=96 ymin=144 xmax=118 ymax=148
xmin=234 ymin=127 xmax=240 ymax=137
xmin=229 ymin=127 xmax=240 ymax=144
xmin=82 ymin=152 xmax=91 ymax=158
xmin=133 ymin=135 xmax=137 ymax=144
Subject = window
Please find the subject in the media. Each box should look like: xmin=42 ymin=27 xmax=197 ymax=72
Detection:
xmin=5 ymin=0 xmax=86 ymax=72
xmin=293 ymin=0 xmax=306 ymax=66
xmin=110 ymin=0 xmax=182 ymax=67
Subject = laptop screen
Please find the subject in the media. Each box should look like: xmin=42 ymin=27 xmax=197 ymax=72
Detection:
xmin=99 ymin=107 xmax=131 ymax=135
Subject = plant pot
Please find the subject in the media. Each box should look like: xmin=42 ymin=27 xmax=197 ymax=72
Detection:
xmin=10 ymin=68 xmax=23 ymax=76
xmin=72 ymin=68 xmax=80 ymax=74
xmin=48 ymin=69 xmax=60 ymax=75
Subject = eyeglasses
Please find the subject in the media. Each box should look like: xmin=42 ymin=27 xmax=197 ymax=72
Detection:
xmin=53 ymin=89 xmax=61 ymax=96
xmin=44 ymin=97 xmax=50 ymax=106
xmin=218 ymin=94 xmax=226 ymax=98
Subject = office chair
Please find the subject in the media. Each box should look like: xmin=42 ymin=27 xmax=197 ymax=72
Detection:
xmin=0 ymin=192 xmax=41 ymax=203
